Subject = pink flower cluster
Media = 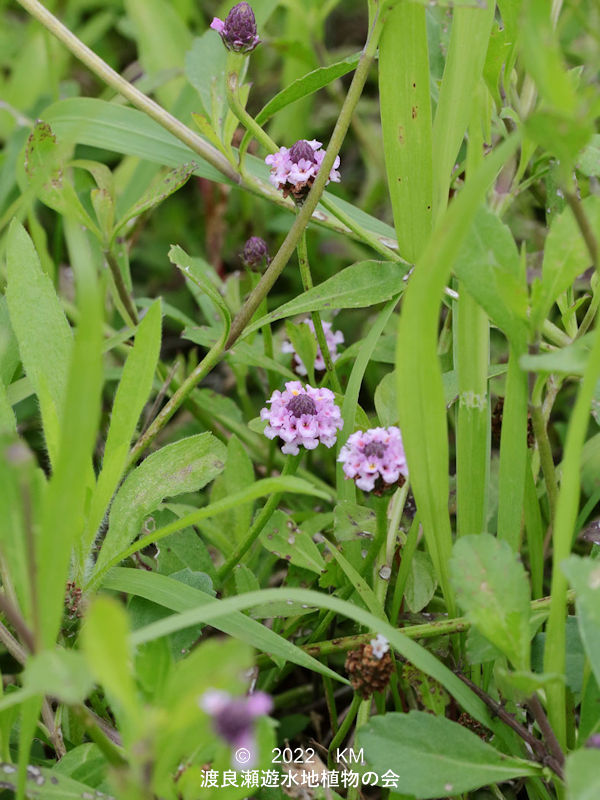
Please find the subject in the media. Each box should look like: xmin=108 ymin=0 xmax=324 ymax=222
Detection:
xmin=265 ymin=139 xmax=341 ymax=201
xmin=260 ymin=381 xmax=343 ymax=455
xmin=282 ymin=319 xmax=344 ymax=376
xmin=338 ymin=426 xmax=408 ymax=493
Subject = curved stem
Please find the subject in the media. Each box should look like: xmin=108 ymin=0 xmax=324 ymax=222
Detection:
xmin=226 ymin=10 xmax=386 ymax=347
xmin=16 ymin=0 xmax=239 ymax=184
xmin=327 ymin=693 xmax=361 ymax=768
xmin=216 ymin=455 xmax=301 ymax=583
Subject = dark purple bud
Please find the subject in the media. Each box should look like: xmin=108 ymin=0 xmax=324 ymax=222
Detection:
xmin=211 ymin=3 xmax=260 ymax=53
xmin=289 ymin=140 xmax=317 ymax=165
xmin=586 ymin=733 xmax=600 ymax=749
xmin=242 ymin=236 xmax=269 ymax=269
xmin=287 ymin=394 xmax=317 ymax=418
xmin=364 ymin=441 xmax=387 ymax=459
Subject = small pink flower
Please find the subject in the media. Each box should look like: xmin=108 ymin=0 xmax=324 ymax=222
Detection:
xmin=338 ymin=426 xmax=408 ymax=493
xmin=260 ymin=381 xmax=343 ymax=455
xmin=265 ymin=139 xmax=341 ymax=202
xmin=199 ymin=689 xmax=272 ymax=768
xmin=281 ymin=319 xmax=344 ymax=376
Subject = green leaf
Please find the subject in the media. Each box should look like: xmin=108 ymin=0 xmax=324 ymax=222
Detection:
xmin=566 ymin=749 xmax=600 ymax=800
xmin=577 ymin=134 xmax=600 ymax=177
xmin=102 ymin=567 xmax=342 ymax=683
xmin=326 ymin=543 xmax=386 ymax=619
xmin=358 ymin=711 xmax=540 ymax=798
xmin=532 ymin=196 xmax=600 ymax=330
xmin=0 ymin=763 xmax=111 ymax=799
xmin=284 ymin=320 xmax=317 ymax=384
xmin=562 ymin=556 xmax=600 ymax=687
xmin=253 ymin=53 xmax=360 ymax=128
xmin=81 ymin=595 xmax=141 ymax=745
xmin=454 ymin=206 xmax=527 ymax=342
xmin=520 ymin=336 xmax=592 ymax=377
xmin=5 ymin=220 xmax=72 ymax=465
xmin=379 ymin=3 xmax=432 ymax=262
xmin=114 ymin=163 xmax=197 ymax=239
xmin=260 ymin=511 xmax=326 ymax=574
xmin=450 ymin=534 xmax=531 ymax=670
xmin=405 ymin=551 xmax=437 ymax=614
xmin=94 ymin=433 xmax=227 ymax=574
xmin=241 ymin=262 xmax=407 ymax=339
xmin=23 ymin=650 xmax=93 ymax=706
xmin=37 ymin=222 xmax=103 ymax=648
xmin=334 ymin=501 xmax=376 ymax=542
xmin=86 ymin=300 xmax=162 ymax=553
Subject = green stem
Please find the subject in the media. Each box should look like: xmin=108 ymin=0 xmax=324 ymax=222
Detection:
xmin=529 ymin=403 xmax=559 ymax=522
xmin=216 ymin=455 xmax=300 ymax=583
xmin=253 ymin=589 xmax=574 ymax=667
xmin=226 ymin=72 xmax=279 ymax=161
xmin=322 ymin=671 xmax=339 ymax=735
xmin=225 ymin=10 xmax=386 ymax=348
xmin=296 ymin=231 xmax=342 ymax=392
xmin=390 ymin=513 xmax=420 ymax=624
xmin=376 ymin=482 xmax=409 ymax=607
xmin=104 ymin=250 xmax=138 ymax=327
xmin=327 ymin=693 xmax=361 ymax=768
xmin=15 ymin=0 xmax=238 ymax=184
xmin=347 ymin=698 xmax=371 ymax=800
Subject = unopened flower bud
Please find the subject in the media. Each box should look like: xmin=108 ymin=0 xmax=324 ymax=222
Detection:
xmin=241 ymin=236 xmax=269 ymax=269
xmin=210 ymin=3 xmax=260 ymax=54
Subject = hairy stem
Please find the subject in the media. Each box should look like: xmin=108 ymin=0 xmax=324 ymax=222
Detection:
xmin=104 ymin=250 xmax=138 ymax=327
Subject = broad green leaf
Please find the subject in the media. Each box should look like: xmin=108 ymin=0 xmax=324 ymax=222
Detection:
xmin=532 ymin=196 xmax=600 ymax=330
xmin=51 ymin=743 xmax=107 ymax=788
xmin=581 ymin=433 xmax=600 ymax=497
xmin=405 ymin=551 xmax=437 ymax=614
xmin=566 ymin=749 xmax=600 ymax=800
xmin=260 ymin=511 xmax=326 ymax=574
xmin=208 ymin=435 xmax=256 ymax=546
xmin=23 ymin=650 xmax=93 ymax=706
xmin=374 ymin=371 xmax=397 ymax=426
xmin=453 ymin=206 xmax=527 ymax=342
xmin=37 ymin=226 xmax=103 ymax=648
xmin=577 ymin=134 xmax=600 ymax=177
xmin=86 ymin=300 xmax=162 ymax=553
xmin=242 ymin=261 xmax=406 ymax=339
xmin=379 ymin=3 xmax=432 ymax=262
xmin=284 ymin=320 xmax=317 ymax=384
xmin=562 ymin=556 xmax=600 ymax=687
xmin=450 ymin=534 xmax=531 ymax=670
xmin=95 ymin=433 xmax=227 ymax=573
xmin=5 ymin=220 xmax=72 ymax=464
xmin=102 ymin=567 xmax=342 ymax=682
xmin=358 ymin=711 xmax=540 ymax=798
xmin=334 ymin=501 xmax=376 ymax=541
xmin=397 ymin=135 xmax=520 ymax=615
xmin=81 ymin=596 xmax=141 ymax=745
xmin=228 ymin=340 xmax=297 ymax=380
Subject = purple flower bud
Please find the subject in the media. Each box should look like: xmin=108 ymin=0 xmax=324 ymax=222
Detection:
xmin=260 ymin=381 xmax=343 ymax=455
xmin=200 ymin=689 xmax=272 ymax=768
xmin=586 ymin=733 xmax=600 ymax=749
xmin=241 ymin=236 xmax=270 ymax=269
xmin=338 ymin=426 xmax=408 ymax=494
xmin=210 ymin=3 xmax=260 ymax=54
xmin=289 ymin=140 xmax=318 ymax=165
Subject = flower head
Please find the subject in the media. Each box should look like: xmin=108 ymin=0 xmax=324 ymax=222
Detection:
xmin=210 ymin=3 xmax=260 ymax=53
xmin=282 ymin=319 xmax=344 ymax=376
xmin=370 ymin=634 xmax=390 ymax=660
xmin=200 ymin=689 xmax=272 ymax=767
xmin=265 ymin=139 xmax=341 ymax=203
xmin=338 ymin=426 xmax=408 ymax=493
xmin=241 ymin=236 xmax=270 ymax=270
xmin=260 ymin=381 xmax=343 ymax=455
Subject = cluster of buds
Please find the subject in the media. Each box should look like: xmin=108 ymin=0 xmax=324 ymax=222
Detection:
xmin=260 ymin=381 xmax=343 ymax=455
xmin=199 ymin=689 xmax=272 ymax=767
xmin=210 ymin=3 xmax=260 ymax=53
xmin=345 ymin=636 xmax=393 ymax=699
xmin=338 ymin=427 xmax=408 ymax=494
xmin=265 ymin=139 xmax=341 ymax=203
xmin=281 ymin=319 xmax=344 ymax=376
